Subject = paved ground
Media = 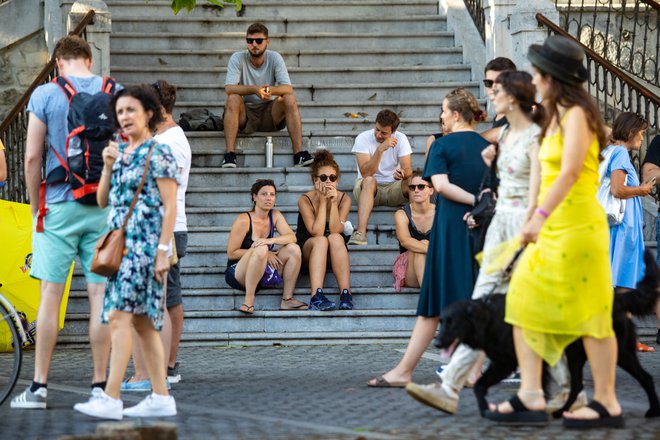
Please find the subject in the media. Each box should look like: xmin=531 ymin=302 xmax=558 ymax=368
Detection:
xmin=2 ymin=336 xmax=660 ymax=439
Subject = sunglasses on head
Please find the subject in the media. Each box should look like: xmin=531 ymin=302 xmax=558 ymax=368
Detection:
xmin=317 ymin=174 xmax=338 ymax=182
xmin=409 ymin=184 xmax=430 ymax=191
xmin=483 ymin=79 xmax=494 ymax=88
xmin=151 ymin=81 xmax=162 ymax=100
xmin=246 ymin=37 xmax=265 ymax=44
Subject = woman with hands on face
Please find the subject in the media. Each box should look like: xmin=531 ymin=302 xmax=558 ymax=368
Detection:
xmin=296 ymin=150 xmax=353 ymax=311
xmin=225 ymin=179 xmax=305 ymax=314
xmin=75 ymin=85 xmax=178 ymax=419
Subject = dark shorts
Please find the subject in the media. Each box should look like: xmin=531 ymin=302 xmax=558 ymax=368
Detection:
xmin=224 ymin=263 xmax=263 ymax=292
xmin=241 ymin=100 xmax=287 ymax=134
xmin=166 ymin=231 xmax=188 ymax=308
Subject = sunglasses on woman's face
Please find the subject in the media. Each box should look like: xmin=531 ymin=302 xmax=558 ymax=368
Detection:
xmin=317 ymin=174 xmax=338 ymax=182
xmin=408 ymin=184 xmax=430 ymax=191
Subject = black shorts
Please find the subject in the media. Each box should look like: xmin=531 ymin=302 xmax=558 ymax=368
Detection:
xmin=166 ymin=231 xmax=188 ymax=308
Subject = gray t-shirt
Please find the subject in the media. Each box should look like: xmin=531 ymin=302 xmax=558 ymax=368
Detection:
xmin=224 ymin=50 xmax=291 ymax=107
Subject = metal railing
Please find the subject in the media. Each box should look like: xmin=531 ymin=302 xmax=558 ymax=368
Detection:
xmin=464 ymin=0 xmax=486 ymax=42
xmin=537 ymin=14 xmax=660 ymax=166
xmin=0 ymin=10 xmax=96 ymax=203
xmin=554 ymin=0 xmax=659 ymax=89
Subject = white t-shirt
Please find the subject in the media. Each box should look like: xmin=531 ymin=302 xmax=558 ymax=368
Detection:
xmin=351 ymin=129 xmax=412 ymax=183
xmin=155 ymin=126 xmax=191 ymax=232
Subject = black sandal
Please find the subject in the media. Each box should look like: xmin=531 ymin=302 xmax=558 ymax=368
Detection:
xmin=563 ymin=400 xmax=624 ymax=430
xmin=484 ymin=394 xmax=548 ymax=425
xmin=238 ymin=304 xmax=254 ymax=315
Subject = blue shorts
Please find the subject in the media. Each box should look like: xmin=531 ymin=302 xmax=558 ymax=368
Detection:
xmin=31 ymin=201 xmax=109 ymax=284
xmin=224 ymin=263 xmax=262 ymax=292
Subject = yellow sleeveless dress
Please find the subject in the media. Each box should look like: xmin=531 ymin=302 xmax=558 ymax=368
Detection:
xmin=505 ymin=114 xmax=614 ymax=366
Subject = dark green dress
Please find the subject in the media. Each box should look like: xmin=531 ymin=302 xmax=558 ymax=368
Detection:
xmin=418 ymin=131 xmax=489 ymax=317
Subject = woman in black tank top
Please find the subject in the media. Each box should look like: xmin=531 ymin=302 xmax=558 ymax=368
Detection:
xmin=392 ymin=172 xmax=435 ymax=291
xmin=296 ymin=150 xmax=353 ymax=311
xmin=225 ymin=179 xmax=307 ymax=314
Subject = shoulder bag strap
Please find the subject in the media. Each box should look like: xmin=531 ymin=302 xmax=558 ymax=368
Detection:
xmin=120 ymin=140 xmax=156 ymax=229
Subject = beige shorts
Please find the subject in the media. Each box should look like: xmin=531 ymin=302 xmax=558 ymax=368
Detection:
xmin=234 ymin=100 xmax=287 ymax=135
xmin=353 ymin=178 xmax=407 ymax=207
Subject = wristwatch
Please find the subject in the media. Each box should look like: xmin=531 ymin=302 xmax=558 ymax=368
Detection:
xmin=157 ymin=243 xmax=169 ymax=252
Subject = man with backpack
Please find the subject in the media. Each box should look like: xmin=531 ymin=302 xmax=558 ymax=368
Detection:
xmin=11 ymin=35 xmax=118 ymax=409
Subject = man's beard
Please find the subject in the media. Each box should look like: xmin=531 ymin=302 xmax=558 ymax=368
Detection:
xmin=249 ymin=47 xmax=265 ymax=58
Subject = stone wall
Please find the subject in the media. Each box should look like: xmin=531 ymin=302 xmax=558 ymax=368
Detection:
xmin=0 ymin=31 xmax=48 ymax=121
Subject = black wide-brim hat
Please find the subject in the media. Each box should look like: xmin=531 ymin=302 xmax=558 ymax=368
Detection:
xmin=527 ymin=35 xmax=588 ymax=85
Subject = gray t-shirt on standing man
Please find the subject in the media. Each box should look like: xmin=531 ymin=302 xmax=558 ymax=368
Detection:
xmin=224 ymin=50 xmax=291 ymax=107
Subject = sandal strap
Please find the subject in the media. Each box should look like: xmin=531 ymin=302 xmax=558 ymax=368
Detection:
xmin=241 ymin=303 xmax=254 ymax=310
xmin=509 ymin=395 xmax=528 ymax=412
xmin=586 ymin=400 xmax=610 ymax=418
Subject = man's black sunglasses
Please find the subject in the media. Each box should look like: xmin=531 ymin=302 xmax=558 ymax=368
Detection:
xmin=246 ymin=38 xmax=266 ymax=44
xmin=483 ymin=79 xmax=494 ymax=88
xmin=317 ymin=174 xmax=338 ymax=182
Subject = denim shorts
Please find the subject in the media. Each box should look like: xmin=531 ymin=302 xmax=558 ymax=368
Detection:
xmin=224 ymin=263 xmax=262 ymax=292
xmin=31 ymin=201 xmax=108 ymax=284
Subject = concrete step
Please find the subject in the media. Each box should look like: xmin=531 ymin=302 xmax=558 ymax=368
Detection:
xmin=168 ymin=80 xmax=475 ymax=102
xmin=180 ymin=243 xmax=400 ymax=267
xmin=111 ymin=15 xmax=447 ymax=34
xmin=61 ymin=308 xmax=417 ymax=337
xmin=105 ymin=0 xmax=439 ymax=19
xmin=110 ymin=32 xmax=455 ymax=51
xmin=112 ymin=47 xmax=463 ymax=70
xmin=67 ymin=285 xmax=418 ymax=313
xmin=111 ymin=63 xmax=468 ymax=84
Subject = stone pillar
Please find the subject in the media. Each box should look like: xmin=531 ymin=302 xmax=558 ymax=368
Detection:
xmin=67 ymin=0 xmax=111 ymax=76
xmin=483 ymin=0 xmax=516 ymax=64
xmin=509 ymin=0 xmax=559 ymax=72
xmin=45 ymin=0 xmax=70 ymax=56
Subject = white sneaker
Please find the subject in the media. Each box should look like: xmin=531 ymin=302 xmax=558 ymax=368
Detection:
xmin=91 ymin=387 xmax=104 ymax=398
xmin=74 ymin=391 xmax=123 ymax=420
xmin=123 ymin=393 xmax=177 ymax=417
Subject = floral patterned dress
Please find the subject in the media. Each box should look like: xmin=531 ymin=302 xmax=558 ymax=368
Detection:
xmin=101 ymin=139 xmax=178 ymax=330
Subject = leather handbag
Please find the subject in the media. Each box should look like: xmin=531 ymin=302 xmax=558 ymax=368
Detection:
xmin=90 ymin=141 xmax=156 ymax=277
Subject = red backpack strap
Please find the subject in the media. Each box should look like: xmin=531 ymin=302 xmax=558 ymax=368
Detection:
xmin=36 ymin=180 xmax=48 ymax=233
xmin=101 ymin=76 xmax=117 ymax=95
xmin=53 ymin=76 xmax=77 ymax=102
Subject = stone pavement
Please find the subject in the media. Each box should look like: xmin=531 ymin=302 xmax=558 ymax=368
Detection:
xmin=2 ymin=337 xmax=660 ymax=439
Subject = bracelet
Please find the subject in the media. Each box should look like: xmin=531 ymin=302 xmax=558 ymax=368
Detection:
xmin=157 ymin=243 xmax=169 ymax=252
xmin=535 ymin=208 xmax=549 ymax=218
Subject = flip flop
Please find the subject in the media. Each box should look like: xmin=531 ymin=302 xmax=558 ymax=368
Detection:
xmin=484 ymin=394 xmax=548 ymax=425
xmin=367 ymin=376 xmax=408 ymax=388
xmin=280 ymin=298 xmax=309 ymax=310
xmin=238 ymin=304 xmax=254 ymax=315
xmin=563 ymin=400 xmax=624 ymax=429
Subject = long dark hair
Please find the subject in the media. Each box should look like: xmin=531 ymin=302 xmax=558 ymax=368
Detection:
xmin=495 ymin=71 xmax=545 ymax=126
xmin=534 ymin=68 xmax=607 ymax=152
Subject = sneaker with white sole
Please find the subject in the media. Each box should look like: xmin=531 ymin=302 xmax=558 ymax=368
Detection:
xmin=10 ymin=386 xmax=47 ymax=409
xmin=167 ymin=362 xmax=181 ymax=384
xmin=347 ymin=230 xmax=367 ymax=245
xmin=123 ymin=393 xmax=177 ymax=417
xmin=406 ymin=382 xmax=458 ymax=415
xmin=73 ymin=391 xmax=123 ymax=420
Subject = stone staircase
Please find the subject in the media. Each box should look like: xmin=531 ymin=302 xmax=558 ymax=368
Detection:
xmin=60 ymin=0 xmax=483 ymax=345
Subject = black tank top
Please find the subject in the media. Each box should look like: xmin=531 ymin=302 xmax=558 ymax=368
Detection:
xmin=227 ymin=210 xmax=274 ymax=266
xmin=295 ymin=193 xmax=346 ymax=247
xmin=398 ymin=204 xmax=431 ymax=253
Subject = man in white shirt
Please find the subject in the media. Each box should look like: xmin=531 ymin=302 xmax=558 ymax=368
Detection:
xmin=348 ymin=109 xmax=413 ymax=245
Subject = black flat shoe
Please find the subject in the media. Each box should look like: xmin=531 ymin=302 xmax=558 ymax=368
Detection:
xmin=563 ymin=400 xmax=624 ymax=429
xmin=484 ymin=394 xmax=548 ymax=425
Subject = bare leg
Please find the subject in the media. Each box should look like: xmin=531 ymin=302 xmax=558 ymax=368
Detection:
xmin=490 ymin=326 xmax=545 ymax=412
xmin=564 ymin=336 xmax=621 ymax=419
xmin=168 ymin=303 xmax=184 ymax=368
xmin=328 ymin=233 xmax=351 ymax=291
xmin=87 ymin=283 xmax=110 ymax=384
xmin=277 ymin=243 xmax=301 ymax=299
xmin=368 ymin=316 xmax=439 ymax=384
xmin=105 ymin=311 xmax=134 ymax=399
xmin=223 ymin=94 xmax=247 ymax=154
xmin=356 ymin=177 xmax=377 ymax=235
xmin=133 ymin=315 xmax=169 ymax=397
xmin=302 ymin=236 xmax=328 ymax=295
xmin=404 ymin=252 xmax=421 ymax=288
xmin=33 ymin=281 xmax=65 ymax=383
xmin=272 ymin=94 xmax=303 ymax=153
xmin=234 ymin=246 xmax=269 ymax=307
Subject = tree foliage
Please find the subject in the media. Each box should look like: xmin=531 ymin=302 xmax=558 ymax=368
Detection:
xmin=157 ymin=0 xmax=243 ymax=14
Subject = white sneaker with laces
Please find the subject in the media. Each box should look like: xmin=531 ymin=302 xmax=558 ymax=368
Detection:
xmin=123 ymin=393 xmax=177 ymax=417
xmin=73 ymin=391 xmax=123 ymax=420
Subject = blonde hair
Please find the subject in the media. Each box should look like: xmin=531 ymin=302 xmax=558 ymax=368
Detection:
xmin=444 ymin=88 xmax=486 ymax=124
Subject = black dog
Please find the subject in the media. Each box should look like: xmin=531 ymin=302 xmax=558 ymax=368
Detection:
xmin=434 ymin=250 xmax=660 ymax=418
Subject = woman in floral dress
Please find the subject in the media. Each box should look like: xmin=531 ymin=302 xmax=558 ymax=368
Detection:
xmin=74 ymin=85 xmax=178 ymax=420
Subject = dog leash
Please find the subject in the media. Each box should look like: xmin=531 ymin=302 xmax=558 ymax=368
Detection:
xmin=486 ymin=246 xmax=526 ymax=295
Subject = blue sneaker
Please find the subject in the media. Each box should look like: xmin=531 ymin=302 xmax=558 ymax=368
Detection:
xmin=309 ymin=289 xmax=336 ymax=311
xmin=338 ymin=289 xmax=353 ymax=310
xmin=120 ymin=379 xmax=171 ymax=392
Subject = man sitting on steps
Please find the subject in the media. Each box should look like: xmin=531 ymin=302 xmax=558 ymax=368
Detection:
xmin=348 ymin=109 xmax=412 ymax=245
xmin=222 ymin=22 xmax=313 ymax=168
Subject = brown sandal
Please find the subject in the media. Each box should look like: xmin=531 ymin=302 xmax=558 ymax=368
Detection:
xmin=280 ymin=297 xmax=308 ymax=310
xmin=238 ymin=304 xmax=254 ymax=315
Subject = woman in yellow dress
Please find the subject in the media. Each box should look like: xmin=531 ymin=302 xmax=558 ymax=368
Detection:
xmin=485 ymin=36 xmax=622 ymax=429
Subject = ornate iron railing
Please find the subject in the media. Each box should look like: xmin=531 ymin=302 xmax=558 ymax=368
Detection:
xmin=464 ymin=0 xmax=486 ymax=42
xmin=0 ymin=10 xmax=96 ymax=202
xmin=537 ymin=14 xmax=659 ymax=167
xmin=554 ymin=0 xmax=659 ymax=89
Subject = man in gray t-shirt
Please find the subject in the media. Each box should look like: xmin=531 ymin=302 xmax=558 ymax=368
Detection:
xmin=222 ymin=22 xmax=312 ymax=168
